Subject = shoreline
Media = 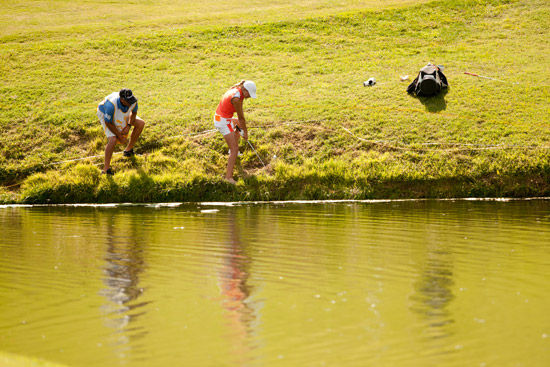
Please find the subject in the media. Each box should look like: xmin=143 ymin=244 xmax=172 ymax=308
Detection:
xmin=2 ymin=196 xmax=549 ymax=209
xmin=2 ymin=167 xmax=548 ymax=204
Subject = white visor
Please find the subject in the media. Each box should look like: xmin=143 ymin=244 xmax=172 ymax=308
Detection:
xmin=243 ymin=80 xmax=257 ymax=98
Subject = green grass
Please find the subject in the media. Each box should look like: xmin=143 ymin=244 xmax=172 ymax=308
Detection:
xmin=1 ymin=0 xmax=549 ymax=203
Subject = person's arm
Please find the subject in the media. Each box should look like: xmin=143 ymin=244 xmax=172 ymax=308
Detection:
xmin=106 ymin=122 xmax=128 ymax=144
xmin=231 ymin=97 xmax=247 ymax=140
xmin=105 ymin=121 xmax=122 ymax=137
xmin=103 ymin=102 xmax=127 ymax=142
xmin=121 ymin=102 xmax=138 ymax=135
xmin=128 ymin=112 xmax=137 ymax=127
xmin=120 ymin=123 xmax=131 ymax=136
xmin=128 ymin=102 xmax=138 ymax=127
xmin=121 ymin=114 xmax=135 ymax=136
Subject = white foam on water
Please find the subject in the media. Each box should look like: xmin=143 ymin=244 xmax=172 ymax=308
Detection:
xmin=66 ymin=203 xmax=119 ymax=207
xmin=145 ymin=203 xmax=182 ymax=208
xmin=198 ymin=202 xmax=236 ymax=206
xmin=200 ymin=209 xmax=219 ymax=213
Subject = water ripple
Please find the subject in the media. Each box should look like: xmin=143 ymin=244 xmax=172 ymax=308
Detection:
xmin=1 ymin=200 xmax=549 ymax=367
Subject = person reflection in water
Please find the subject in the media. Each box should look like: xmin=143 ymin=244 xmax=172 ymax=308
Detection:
xmin=100 ymin=214 xmax=149 ymax=360
xmin=218 ymin=210 xmax=257 ymax=363
xmin=410 ymin=242 xmax=455 ymax=340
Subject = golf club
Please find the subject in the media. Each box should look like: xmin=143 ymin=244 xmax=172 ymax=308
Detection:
xmin=236 ymin=125 xmax=266 ymax=167
xmin=246 ymin=139 xmax=266 ymax=167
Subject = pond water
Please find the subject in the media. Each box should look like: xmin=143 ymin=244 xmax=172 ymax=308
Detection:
xmin=1 ymin=200 xmax=549 ymax=367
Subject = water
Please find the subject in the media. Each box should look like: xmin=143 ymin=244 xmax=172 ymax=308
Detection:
xmin=1 ymin=200 xmax=549 ymax=367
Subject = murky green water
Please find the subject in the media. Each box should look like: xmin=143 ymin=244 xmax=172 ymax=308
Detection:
xmin=1 ymin=200 xmax=549 ymax=367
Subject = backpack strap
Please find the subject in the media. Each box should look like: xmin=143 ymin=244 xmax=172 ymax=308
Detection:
xmin=407 ymin=75 xmax=419 ymax=94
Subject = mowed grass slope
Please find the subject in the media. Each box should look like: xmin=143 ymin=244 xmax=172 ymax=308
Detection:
xmin=0 ymin=0 xmax=549 ymax=203
xmin=0 ymin=0 xmax=427 ymax=36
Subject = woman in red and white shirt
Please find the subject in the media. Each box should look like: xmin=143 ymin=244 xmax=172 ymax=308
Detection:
xmin=214 ymin=80 xmax=257 ymax=184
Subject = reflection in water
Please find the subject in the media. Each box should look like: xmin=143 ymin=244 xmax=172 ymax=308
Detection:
xmin=411 ymin=241 xmax=455 ymax=343
xmin=1 ymin=201 xmax=549 ymax=367
xmin=99 ymin=213 xmax=149 ymax=363
xmin=218 ymin=210 xmax=258 ymax=365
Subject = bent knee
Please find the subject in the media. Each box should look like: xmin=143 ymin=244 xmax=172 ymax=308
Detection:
xmin=106 ymin=136 xmax=118 ymax=146
xmin=134 ymin=118 xmax=145 ymax=128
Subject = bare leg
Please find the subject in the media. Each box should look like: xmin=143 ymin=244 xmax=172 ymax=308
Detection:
xmin=125 ymin=118 xmax=145 ymax=152
xmin=228 ymin=126 xmax=242 ymax=155
xmin=103 ymin=136 xmax=117 ymax=172
xmin=224 ymin=132 xmax=239 ymax=183
xmin=233 ymin=128 xmax=241 ymax=146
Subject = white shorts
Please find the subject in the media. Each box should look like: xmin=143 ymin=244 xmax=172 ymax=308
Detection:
xmin=97 ymin=110 xmax=136 ymax=139
xmin=214 ymin=115 xmax=238 ymax=136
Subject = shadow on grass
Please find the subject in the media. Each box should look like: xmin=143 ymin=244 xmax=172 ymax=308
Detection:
xmin=415 ymin=88 xmax=449 ymax=113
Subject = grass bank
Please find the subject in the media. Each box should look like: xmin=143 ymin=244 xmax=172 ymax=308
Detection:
xmin=0 ymin=0 xmax=549 ymax=203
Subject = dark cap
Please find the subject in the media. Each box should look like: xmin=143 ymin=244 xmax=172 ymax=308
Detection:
xmin=119 ymin=88 xmax=137 ymax=104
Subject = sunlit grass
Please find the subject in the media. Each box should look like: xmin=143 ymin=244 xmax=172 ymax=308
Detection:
xmin=0 ymin=0 xmax=427 ymax=37
xmin=1 ymin=0 xmax=549 ymax=202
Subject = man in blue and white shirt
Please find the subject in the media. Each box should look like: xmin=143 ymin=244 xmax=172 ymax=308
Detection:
xmin=96 ymin=89 xmax=145 ymax=174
